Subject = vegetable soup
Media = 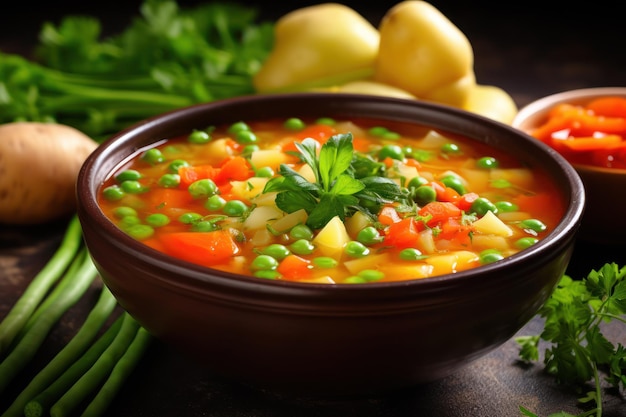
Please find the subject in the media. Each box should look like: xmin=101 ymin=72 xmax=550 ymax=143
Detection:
xmin=97 ymin=117 xmax=565 ymax=284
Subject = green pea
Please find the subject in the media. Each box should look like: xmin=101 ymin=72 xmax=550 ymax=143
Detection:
xmin=168 ymin=159 xmax=189 ymax=173
xmin=223 ymin=200 xmax=248 ymax=216
xmin=113 ymin=206 xmax=137 ymax=219
xmin=368 ymin=126 xmax=389 ymax=137
xmin=188 ymin=179 xmax=218 ymax=199
xmin=178 ymin=212 xmax=202 ymax=224
xmin=414 ymin=185 xmax=437 ymax=204
xmin=344 ymin=276 xmax=367 ymax=284
xmin=515 ymin=237 xmax=538 ymax=249
xmin=251 ymin=254 xmax=279 ymax=271
xmin=120 ymin=180 xmax=146 ymax=194
xmin=102 ymin=185 xmax=125 ymax=201
xmin=284 ymin=118 xmax=305 ymax=130
xmin=378 ymin=144 xmax=404 ymax=161
xmin=188 ymin=129 xmax=211 ymax=144
xmin=241 ymin=144 xmax=260 ymax=156
xmin=494 ymin=201 xmax=518 ymax=212
xmin=399 ymin=248 xmax=426 ymax=261
xmin=357 ymin=226 xmax=383 ymax=245
xmin=205 ymin=195 xmax=227 ymax=211
xmin=358 ymin=269 xmax=384 ymax=282
xmin=383 ymin=131 xmax=400 ymax=140
xmin=312 ymin=257 xmax=338 ymax=269
xmin=479 ymin=249 xmax=504 ymax=265
xmin=119 ymin=215 xmax=141 ymax=228
xmin=345 ymin=241 xmax=370 ymax=258
xmin=141 ymin=148 xmax=165 ymax=165
xmin=191 ymin=220 xmax=218 ymax=232
xmin=315 ymin=117 xmax=335 ymax=125
xmin=262 ymin=244 xmax=291 ymax=261
xmin=520 ymin=219 xmax=547 ymax=233
xmin=290 ymin=239 xmax=315 ymax=255
xmin=290 ymin=224 xmax=314 ymax=240
xmin=228 ymin=121 xmax=250 ymax=134
xmin=476 ymin=156 xmax=499 ymax=169
xmin=235 ymin=130 xmax=257 ymax=144
xmin=145 ymin=213 xmax=170 ymax=227
xmin=255 ymin=166 xmax=274 ymax=178
xmin=254 ymin=270 xmax=280 ymax=280
xmin=407 ymin=176 xmax=429 ymax=189
xmin=158 ymin=173 xmax=180 ymax=188
xmin=115 ymin=169 xmax=142 ymax=182
xmin=125 ymin=224 xmax=154 ymax=240
xmin=440 ymin=175 xmax=466 ymax=195
xmin=441 ymin=142 xmax=462 ymax=155
xmin=470 ymin=197 xmax=498 ymax=216
xmin=410 ymin=149 xmax=433 ymax=162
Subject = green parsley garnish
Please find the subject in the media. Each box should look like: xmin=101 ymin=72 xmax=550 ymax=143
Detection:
xmin=516 ymin=262 xmax=626 ymax=417
xmin=263 ymin=133 xmax=408 ymax=230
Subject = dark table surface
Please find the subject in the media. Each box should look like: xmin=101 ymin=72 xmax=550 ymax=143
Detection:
xmin=1 ymin=1 xmax=625 ymax=416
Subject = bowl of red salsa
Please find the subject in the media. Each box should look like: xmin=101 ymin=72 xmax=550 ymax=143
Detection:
xmin=76 ymin=93 xmax=584 ymax=397
xmin=513 ymin=87 xmax=626 ymax=243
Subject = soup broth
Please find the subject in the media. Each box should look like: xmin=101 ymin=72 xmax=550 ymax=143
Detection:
xmin=97 ymin=117 xmax=565 ymax=284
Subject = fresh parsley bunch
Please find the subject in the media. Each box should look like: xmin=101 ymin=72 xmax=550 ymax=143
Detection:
xmin=517 ymin=262 xmax=626 ymax=417
xmin=263 ymin=133 xmax=409 ymax=230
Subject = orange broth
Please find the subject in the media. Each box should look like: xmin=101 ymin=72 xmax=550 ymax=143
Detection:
xmin=97 ymin=117 xmax=565 ymax=284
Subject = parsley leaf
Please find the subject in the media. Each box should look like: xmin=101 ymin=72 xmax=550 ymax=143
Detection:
xmin=516 ymin=262 xmax=626 ymax=417
xmin=263 ymin=132 xmax=407 ymax=230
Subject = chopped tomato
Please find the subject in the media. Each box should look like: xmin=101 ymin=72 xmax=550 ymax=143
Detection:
xmin=455 ymin=192 xmax=479 ymax=211
xmin=294 ymin=124 xmax=337 ymax=143
xmin=214 ymin=156 xmax=253 ymax=184
xmin=419 ymin=201 xmax=462 ymax=227
xmin=378 ymin=205 xmax=402 ymax=225
xmin=178 ymin=164 xmax=218 ymax=187
xmin=384 ymin=217 xmax=421 ymax=249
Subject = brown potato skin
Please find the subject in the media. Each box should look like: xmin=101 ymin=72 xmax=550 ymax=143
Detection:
xmin=0 ymin=122 xmax=98 ymax=225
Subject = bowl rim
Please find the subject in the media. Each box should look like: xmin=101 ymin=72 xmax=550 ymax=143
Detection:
xmin=76 ymin=92 xmax=585 ymax=297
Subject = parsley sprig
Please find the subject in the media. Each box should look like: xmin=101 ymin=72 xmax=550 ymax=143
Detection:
xmin=516 ymin=262 xmax=626 ymax=417
xmin=263 ymin=133 xmax=408 ymax=230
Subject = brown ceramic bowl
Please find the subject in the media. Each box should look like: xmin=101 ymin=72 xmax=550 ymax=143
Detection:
xmin=76 ymin=93 xmax=584 ymax=397
xmin=513 ymin=87 xmax=626 ymax=244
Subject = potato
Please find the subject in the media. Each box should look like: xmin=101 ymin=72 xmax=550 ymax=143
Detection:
xmin=0 ymin=122 xmax=98 ymax=224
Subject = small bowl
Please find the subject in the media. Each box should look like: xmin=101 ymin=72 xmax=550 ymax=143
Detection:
xmin=513 ymin=87 xmax=626 ymax=244
xmin=76 ymin=93 xmax=584 ymax=397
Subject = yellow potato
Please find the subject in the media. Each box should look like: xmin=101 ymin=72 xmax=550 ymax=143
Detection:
xmin=0 ymin=122 xmax=98 ymax=224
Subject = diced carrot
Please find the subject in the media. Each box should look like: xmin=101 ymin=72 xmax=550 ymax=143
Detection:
xmin=438 ymin=217 xmax=473 ymax=247
xmin=378 ymin=205 xmax=402 ymax=225
xmin=384 ymin=217 xmax=421 ymax=249
xmin=277 ymin=254 xmax=312 ymax=280
xmin=586 ymin=96 xmax=626 ymax=118
xmin=429 ymin=181 xmax=460 ymax=202
xmin=178 ymin=164 xmax=218 ymax=187
xmin=157 ymin=230 xmax=240 ymax=267
xmin=214 ymin=156 xmax=253 ymax=185
xmin=147 ymin=188 xmax=192 ymax=210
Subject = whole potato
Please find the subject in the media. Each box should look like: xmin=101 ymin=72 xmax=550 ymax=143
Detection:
xmin=0 ymin=122 xmax=98 ymax=224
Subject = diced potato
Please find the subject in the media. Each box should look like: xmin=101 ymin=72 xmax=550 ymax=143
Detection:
xmin=298 ymin=163 xmax=316 ymax=183
xmin=457 ymin=168 xmax=490 ymax=193
xmin=312 ymin=216 xmax=350 ymax=258
xmin=426 ymin=250 xmax=480 ymax=275
xmin=344 ymin=253 xmax=391 ymax=275
xmin=383 ymin=262 xmax=434 ymax=281
xmin=345 ymin=211 xmax=372 ymax=237
xmin=243 ymin=205 xmax=284 ymax=231
xmin=497 ymin=211 xmax=532 ymax=222
xmin=416 ymin=229 xmax=437 ymax=254
xmin=250 ymin=149 xmax=291 ymax=170
xmin=471 ymin=234 xmax=510 ymax=252
xmin=269 ymin=208 xmax=308 ymax=233
xmin=249 ymin=228 xmax=274 ymax=246
xmin=394 ymin=162 xmax=420 ymax=183
xmin=473 ymin=210 xmax=513 ymax=237
xmin=196 ymin=138 xmax=234 ymax=161
xmin=230 ymin=177 xmax=270 ymax=201
xmin=301 ymin=276 xmax=336 ymax=284
xmin=420 ymin=130 xmax=450 ymax=149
